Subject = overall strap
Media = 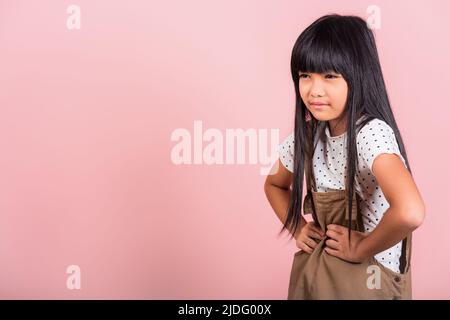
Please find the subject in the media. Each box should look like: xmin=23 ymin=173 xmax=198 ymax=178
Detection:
xmin=303 ymin=122 xmax=317 ymax=220
xmin=303 ymin=151 xmax=317 ymax=222
xmin=305 ymin=121 xmax=317 ymax=193
xmin=399 ymin=233 xmax=412 ymax=274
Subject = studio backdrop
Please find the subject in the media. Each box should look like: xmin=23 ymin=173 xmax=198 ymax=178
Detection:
xmin=0 ymin=0 xmax=448 ymax=299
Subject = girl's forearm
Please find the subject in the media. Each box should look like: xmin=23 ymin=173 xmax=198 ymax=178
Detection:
xmin=358 ymin=205 xmax=421 ymax=260
xmin=264 ymin=184 xmax=307 ymax=239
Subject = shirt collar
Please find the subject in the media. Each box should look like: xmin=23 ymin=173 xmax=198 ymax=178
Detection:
xmin=325 ymin=115 xmax=367 ymax=140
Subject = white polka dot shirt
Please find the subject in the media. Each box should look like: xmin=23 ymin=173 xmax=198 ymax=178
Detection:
xmin=278 ymin=117 xmax=407 ymax=273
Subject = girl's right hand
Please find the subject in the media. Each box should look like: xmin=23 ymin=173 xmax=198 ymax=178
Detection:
xmin=296 ymin=222 xmax=326 ymax=254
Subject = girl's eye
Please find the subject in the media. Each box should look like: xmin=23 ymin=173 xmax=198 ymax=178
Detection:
xmin=325 ymin=74 xmax=339 ymax=79
xmin=299 ymin=73 xmax=310 ymax=79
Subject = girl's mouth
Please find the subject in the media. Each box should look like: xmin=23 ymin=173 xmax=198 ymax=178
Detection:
xmin=311 ymin=103 xmax=330 ymax=110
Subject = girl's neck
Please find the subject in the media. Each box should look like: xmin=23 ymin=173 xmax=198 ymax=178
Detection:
xmin=328 ymin=118 xmax=347 ymax=137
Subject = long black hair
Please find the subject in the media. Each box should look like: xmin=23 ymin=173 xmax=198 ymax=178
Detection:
xmin=280 ymin=14 xmax=412 ymax=241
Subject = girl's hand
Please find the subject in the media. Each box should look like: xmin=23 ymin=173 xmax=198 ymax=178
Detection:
xmin=296 ymin=222 xmax=326 ymax=254
xmin=324 ymin=224 xmax=370 ymax=263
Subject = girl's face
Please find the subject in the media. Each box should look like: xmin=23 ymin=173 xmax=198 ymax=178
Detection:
xmin=298 ymin=71 xmax=348 ymax=122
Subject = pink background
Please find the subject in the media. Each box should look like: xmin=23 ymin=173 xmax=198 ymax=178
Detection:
xmin=0 ymin=0 xmax=448 ymax=299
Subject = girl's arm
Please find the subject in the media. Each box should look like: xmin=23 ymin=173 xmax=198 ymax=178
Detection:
xmin=357 ymin=153 xmax=426 ymax=258
xmin=264 ymin=159 xmax=307 ymax=239
xmin=325 ymin=153 xmax=426 ymax=262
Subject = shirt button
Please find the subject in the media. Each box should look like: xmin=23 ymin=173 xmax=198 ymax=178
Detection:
xmin=394 ymin=276 xmax=401 ymax=282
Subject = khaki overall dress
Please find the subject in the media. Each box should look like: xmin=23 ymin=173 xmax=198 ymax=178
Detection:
xmin=287 ymin=156 xmax=412 ymax=300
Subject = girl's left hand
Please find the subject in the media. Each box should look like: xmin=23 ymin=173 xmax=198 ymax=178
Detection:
xmin=324 ymin=224 xmax=370 ymax=263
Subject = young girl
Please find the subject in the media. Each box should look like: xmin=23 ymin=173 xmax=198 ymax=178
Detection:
xmin=264 ymin=14 xmax=425 ymax=299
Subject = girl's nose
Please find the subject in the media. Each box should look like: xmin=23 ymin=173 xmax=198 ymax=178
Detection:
xmin=310 ymin=81 xmax=325 ymax=97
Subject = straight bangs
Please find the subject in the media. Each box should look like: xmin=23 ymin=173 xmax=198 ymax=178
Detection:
xmin=291 ymin=23 xmax=352 ymax=78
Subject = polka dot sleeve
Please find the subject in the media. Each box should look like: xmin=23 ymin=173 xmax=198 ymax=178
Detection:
xmin=356 ymin=119 xmax=407 ymax=174
xmin=277 ymin=132 xmax=294 ymax=173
